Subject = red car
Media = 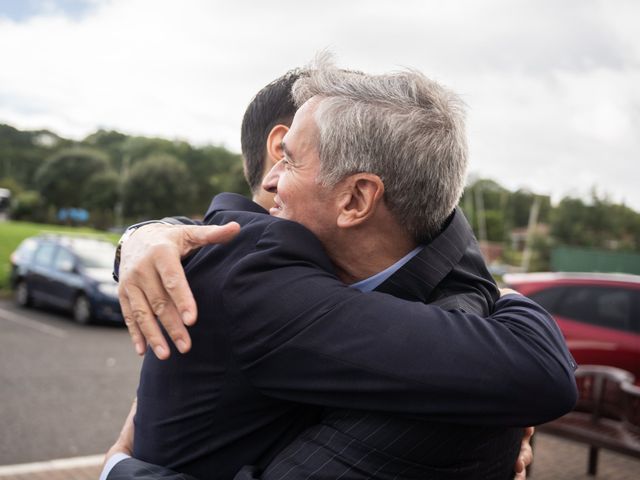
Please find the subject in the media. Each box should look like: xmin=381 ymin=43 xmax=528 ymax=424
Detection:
xmin=503 ymin=272 xmax=640 ymax=383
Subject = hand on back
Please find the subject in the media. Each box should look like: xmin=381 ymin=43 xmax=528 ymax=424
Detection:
xmin=118 ymin=222 xmax=240 ymax=359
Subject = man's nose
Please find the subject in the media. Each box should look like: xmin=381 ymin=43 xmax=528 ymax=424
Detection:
xmin=262 ymin=159 xmax=283 ymax=193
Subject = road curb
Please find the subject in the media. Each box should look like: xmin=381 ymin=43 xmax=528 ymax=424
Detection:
xmin=0 ymin=454 xmax=103 ymax=476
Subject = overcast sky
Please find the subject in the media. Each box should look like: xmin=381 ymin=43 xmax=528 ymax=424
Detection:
xmin=1 ymin=0 xmax=638 ymax=209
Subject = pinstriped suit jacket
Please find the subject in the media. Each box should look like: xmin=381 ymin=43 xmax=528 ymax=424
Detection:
xmin=110 ymin=193 xmax=576 ymax=480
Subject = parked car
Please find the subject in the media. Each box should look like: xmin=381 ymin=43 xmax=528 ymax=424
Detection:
xmin=10 ymin=235 xmax=122 ymax=324
xmin=503 ymin=272 xmax=640 ymax=381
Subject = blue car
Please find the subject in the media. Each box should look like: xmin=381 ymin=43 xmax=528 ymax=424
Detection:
xmin=10 ymin=235 xmax=122 ymax=324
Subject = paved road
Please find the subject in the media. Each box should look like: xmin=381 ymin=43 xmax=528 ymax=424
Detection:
xmin=0 ymin=299 xmax=142 ymax=465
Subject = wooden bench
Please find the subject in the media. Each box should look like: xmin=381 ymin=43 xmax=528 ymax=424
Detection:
xmin=537 ymin=365 xmax=640 ymax=475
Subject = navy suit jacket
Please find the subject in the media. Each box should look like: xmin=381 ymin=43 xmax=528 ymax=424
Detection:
xmin=249 ymin=207 xmax=521 ymax=480
xmin=110 ymin=193 xmax=576 ymax=480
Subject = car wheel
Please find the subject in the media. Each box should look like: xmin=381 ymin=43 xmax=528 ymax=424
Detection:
xmin=15 ymin=280 xmax=31 ymax=307
xmin=73 ymin=294 xmax=92 ymax=325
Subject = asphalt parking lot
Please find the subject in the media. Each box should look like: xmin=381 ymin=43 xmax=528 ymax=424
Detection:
xmin=0 ymin=299 xmax=141 ymax=465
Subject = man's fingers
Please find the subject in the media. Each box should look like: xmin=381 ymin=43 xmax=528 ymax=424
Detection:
xmin=156 ymin=301 xmax=192 ymax=354
xmin=523 ymin=426 xmax=535 ymax=441
xmin=513 ymin=454 xmax=528 ymax=479
xmin=128 ymin=259 xmax=194 ymax=353
xmin=116 ymin=222 xmax=239 ymax=357
xmin=125 ymin=284 xmax=170 ymax=360
xmin=119 ymin=288 xmax=147 ymax=355
xmin=149 ymin=268 xmax=192 ymax=353
xmin=154 ymin=254 xmax=198 ymax=328
xmin=519 ymin=440 xmax=533 ymax=469
xmin=513 ymin=426 xmax=535 ymax=479
xmin=182 ymin=222 xmax=241 ymax=252
xmin=103 ymin=398 xmax=137 ymax=467
xmin=164 ymin=222 xmax=241 ymax=328
xmin=120 ymin=398 xmax=137 ymax=444
xmin=133 ymin=264 xmax=192 ymax=352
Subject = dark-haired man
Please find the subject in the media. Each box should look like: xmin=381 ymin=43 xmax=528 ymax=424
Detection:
xmin=103 ymin=65 xmax=574 ymax=480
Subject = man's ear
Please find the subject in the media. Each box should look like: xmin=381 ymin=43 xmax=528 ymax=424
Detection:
xmin=336 ymin=174 xmax=385 ymax=228
xmin=265 ymin=124 xmax=289 ymax=169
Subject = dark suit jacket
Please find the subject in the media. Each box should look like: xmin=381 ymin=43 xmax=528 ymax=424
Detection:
xmin=249 ymin=207 xmax=521 ymax=480
xmin=111 ymin=193 xmax=576 ymax=480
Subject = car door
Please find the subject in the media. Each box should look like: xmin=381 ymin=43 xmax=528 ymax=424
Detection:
xmin=49 ymin=246 xmax=84 ymax=310
xmin=28 ymin=242 xmax=59 ymax=306
xmin=540 ymin=284 xmax=640 ymax=379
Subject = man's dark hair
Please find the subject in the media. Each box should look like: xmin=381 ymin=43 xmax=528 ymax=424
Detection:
xmin=240 ymin=69 xmax=305 ymax=192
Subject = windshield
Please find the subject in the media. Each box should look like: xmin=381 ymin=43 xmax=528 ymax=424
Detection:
xmin=71 ymin=240 xmax=116 ymax=269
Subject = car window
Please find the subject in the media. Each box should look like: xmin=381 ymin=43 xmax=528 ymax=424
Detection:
xmin=528 ymin=287 xmax=566 ymax=312
xmin=631 ymin=291 xmax=640 ymax=334
xmin=53 ymin=248 xmax=75 ymax=272
xmin=32 ymin=243 xmax=57 ymax=267
xmin=551 ymin=285 xmax=636 ymax=333
xmin=71 ymin=240 xmax=115 ymax=269
xmin=14 ymin=238 xmax=39 ymax=263
xmin=595 ymin=290 xmax=630 ymax=330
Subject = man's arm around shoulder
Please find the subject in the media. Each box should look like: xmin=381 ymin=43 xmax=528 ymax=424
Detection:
xmin=221 ymin=220 xmax=577 ymax=426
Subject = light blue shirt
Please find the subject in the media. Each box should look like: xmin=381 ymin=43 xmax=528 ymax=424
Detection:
xmin=100 ymin=245 xmax=424 ymax=480
xmin=350 ymin=246 xmax=423 ymax=292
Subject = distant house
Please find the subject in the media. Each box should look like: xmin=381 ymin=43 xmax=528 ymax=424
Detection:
xmin=478 ymin=241 xmax=504 ymax=265
xmin=510 ymin=224 xmax=550 ymax=251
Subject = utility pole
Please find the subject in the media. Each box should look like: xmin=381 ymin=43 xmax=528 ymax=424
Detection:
xmin=474 ymin=183 xmax=487 ymax=244
xmin=114 ymin=154 xmax=130 ymax=228
xmin=521 ymin=196 xmax=541 ymax=272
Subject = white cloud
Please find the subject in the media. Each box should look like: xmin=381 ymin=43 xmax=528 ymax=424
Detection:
xmin=0 ymin=0 xmax=639 ymax=209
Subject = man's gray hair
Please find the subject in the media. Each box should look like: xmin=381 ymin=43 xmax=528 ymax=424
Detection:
xmin=292 ymin=59 xmax=468 ymax=243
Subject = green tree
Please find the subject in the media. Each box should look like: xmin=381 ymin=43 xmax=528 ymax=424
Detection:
xmin=35 ymin=147 xmax=112 ymax=209
xmin=550 ymin=193 xmax=640 ymax=251
xmin=484 ymin=210 xmax=506 ymax=242
xmin=83 ymin=170 xmax=120 ymax=229
xmin=461 ymin=179 xmax=509 ymax=242
xmin=209 ymin=160 xmax=250 ymax=199
xmin=507 ymin=190 xmax=551 ymax=228
xmin=170 ymin=144 xmax=248 ymax=212
xmin=0 ymin=124 xmax=70 ymax=189
xmin=123 ymin=153 xmax=195 ymax=220
xmin=0 ymin=176 xmax=23 ymax=196
xmin=84 ymin=170 xmax=120 ymax=211
xmin=10 ymin=190 xmax=45 ymax=221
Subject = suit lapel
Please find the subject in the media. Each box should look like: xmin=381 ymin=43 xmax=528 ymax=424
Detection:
xmin=375 ymin=209 xmax=474 ymax=302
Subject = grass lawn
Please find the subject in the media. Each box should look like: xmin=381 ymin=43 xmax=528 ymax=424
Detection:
xmin=0 ymin=221 xmax=119 ymax=292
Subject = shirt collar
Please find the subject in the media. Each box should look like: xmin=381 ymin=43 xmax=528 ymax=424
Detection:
xmin=350 ymin=245 xmax=423 ymax=292
xmin=373 ymin=208 xmax=474 ymax=301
